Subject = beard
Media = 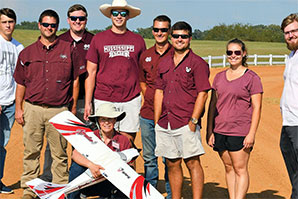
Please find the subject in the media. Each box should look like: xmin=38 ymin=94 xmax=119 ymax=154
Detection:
xmin=286 ymin=39 xmax=298 ymax=51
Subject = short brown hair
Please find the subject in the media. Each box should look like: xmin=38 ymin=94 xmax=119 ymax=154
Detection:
xmin=153 ymin=15 xmax=171 ymax=28
xmin=0 ymin=8 xmax=16 ymax=22
xmin=281 ymin=13 xmax=298 ymax=31
xmin=67 ymin=4 xmax=88 ymax=17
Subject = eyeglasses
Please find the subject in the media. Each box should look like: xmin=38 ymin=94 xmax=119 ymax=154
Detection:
xmin=99 ymin=117 xmax=115 ymax=123
xmin=41 ymin=23 xmax=57 ymax=28
xmin=171 ymin=34 xmax=190 ymax=39
xmin=111 ymin=11 xmax=128 ymax=17
xmin=226 ymin=50 xmax=242 ymax=56
xmin=69 ymin=16 xmax=86 ymax=22
xmin=153 ymin=28 xmax=169 ymax=33
xmin=284 ymin=28 xmax=298 ymax=36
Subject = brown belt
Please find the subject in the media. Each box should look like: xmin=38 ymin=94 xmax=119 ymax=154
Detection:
xmin=25 ymin=100 xmax=68 ymax=109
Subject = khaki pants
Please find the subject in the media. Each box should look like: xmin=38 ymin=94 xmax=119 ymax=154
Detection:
xmin=21 ymin=101 xmax=68 ymax=195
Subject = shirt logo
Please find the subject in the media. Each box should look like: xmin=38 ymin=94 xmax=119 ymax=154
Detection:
xmin=186 ymin=66 xmax=191 ymax=73
xmin=60 ymin=54 xmax=67 ymax=59
xmin=104 ymin=45 xmax=134 ymax=58
xmin=84 ymin=44 xmax=90 ymax=51
xmin=145 ymin=57 xmax=152 ymax=62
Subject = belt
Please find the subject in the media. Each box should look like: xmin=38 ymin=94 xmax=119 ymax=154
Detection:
xmin=26 ymin=100 xmax=68 ymax=109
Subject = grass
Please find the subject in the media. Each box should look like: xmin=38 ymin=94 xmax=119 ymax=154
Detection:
xmin=14 ymin=29 xmax=290 ymax=57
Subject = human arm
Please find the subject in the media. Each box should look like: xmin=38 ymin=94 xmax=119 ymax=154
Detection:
xmin=84 ymin=60 xmax=97 ymax=121
xmin=206 ymin=89 xmax=218 ymax=147
xmin=189 ymin=91 xmax=209 ymax=132
xmin=71 ymin=77 xmax=79 ymax=115
xmin=72 ymin=149 xmax=105 ymax=179
xmin=0 ymin=105 xmax=2 ymax=115
xmin=15 ymin=84 xmax=26 ymax=125
xmin=140 ymin=82 xmax=147 ymax=96
xmin=154 ymin=89 xmax=163 ymax=125
xmin=243 ymin=93 xmax=262 ymax=148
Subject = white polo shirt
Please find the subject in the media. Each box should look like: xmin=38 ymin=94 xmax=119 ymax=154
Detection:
xmin=280 ymin=50 xmax=298 ymax=126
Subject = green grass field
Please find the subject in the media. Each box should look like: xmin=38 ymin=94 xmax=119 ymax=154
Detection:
xmin=14 ymin=29 xmax=290 ymax=57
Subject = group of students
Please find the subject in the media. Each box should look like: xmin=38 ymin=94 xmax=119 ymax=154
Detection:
xmin=0 ymin=0 xmax=297 ymax=199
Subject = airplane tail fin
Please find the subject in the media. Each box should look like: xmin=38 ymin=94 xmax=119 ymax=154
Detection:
xmin=26 ymin=178 xmax=67 ymax=199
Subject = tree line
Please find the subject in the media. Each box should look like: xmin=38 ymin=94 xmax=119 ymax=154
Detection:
xmin=16 ymin=21 xmax=284 ymax=42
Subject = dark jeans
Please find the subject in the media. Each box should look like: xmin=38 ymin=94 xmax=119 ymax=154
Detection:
xmin=280 ymin=126 xmax=298 ymax=199
xmin=68 ymin=161 xmax=127 ymax=199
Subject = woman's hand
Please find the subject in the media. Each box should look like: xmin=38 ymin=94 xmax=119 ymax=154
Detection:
xmin=243 ymin=133 xmax=255 ymax=149
xmin=87 ymin=162 xmax=105 ymax=179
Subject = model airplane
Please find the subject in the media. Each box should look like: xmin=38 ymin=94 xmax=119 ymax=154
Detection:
xmin=26 ymin=111 xmax=164 ymax=199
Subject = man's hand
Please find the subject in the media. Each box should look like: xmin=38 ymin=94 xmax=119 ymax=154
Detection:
xmin=15 ymin=108 xmax=24 ymax=126
xmin=0 ymin=105 xmax=2 ymax=115
xmin=84 ymin=102 xmax=92 ymax=121
xmin=188 ymin=120 xmax=196 ymax=132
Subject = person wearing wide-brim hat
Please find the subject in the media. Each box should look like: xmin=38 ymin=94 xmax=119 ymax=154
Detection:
xmin=84 ymin=0 xmax=146 ymax=145
xmin=68 ymin=103 xmax=131 ymax=199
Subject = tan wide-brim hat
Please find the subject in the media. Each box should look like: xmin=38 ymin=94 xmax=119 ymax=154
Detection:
xmin=88 ymin=103 xmax=126 ymax=123
xmin=99 ymin=0 xmax=141 ymax=18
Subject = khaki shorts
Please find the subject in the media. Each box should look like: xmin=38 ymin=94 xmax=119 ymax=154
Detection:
xmin=155 ymin=123 xmax=205 ymax=159
xmin=94 ymin=95 xmax=141 ymax=133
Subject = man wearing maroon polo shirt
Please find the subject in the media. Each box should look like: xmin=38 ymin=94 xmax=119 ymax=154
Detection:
xmin=139 ymin=15 xmax=172 ymax=198
xmin=154 ymin=21 xmax=211 ymax=199
xmin=40 ymin=4 xmax=94 ymax=183
xmin=13 ymin=9 xmax=85 ymax=199
xmin=84 ymin=0 xmax=146 ymax=143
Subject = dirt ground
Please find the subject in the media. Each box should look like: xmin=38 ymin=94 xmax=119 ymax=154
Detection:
xmin=0 ymin=66 xmax=291 ymax=199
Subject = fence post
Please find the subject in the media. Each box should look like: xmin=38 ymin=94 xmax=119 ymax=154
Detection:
xmin=208 ymin=55 xmax=212 ymax=67
xmin=269 ymin=54 xmax=273 ymax=66
xmin=254 ymin=54 xmax=257 ymax=66
xmin=223 ymin=55 xmax=226 ymax=67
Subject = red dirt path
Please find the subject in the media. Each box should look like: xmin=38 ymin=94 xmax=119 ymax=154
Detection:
xmin=0 ymin=66 xmax=290 ymax=199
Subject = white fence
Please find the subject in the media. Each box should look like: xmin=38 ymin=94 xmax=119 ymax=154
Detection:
xmin=202 ymin=54 xmax=289 ymax=68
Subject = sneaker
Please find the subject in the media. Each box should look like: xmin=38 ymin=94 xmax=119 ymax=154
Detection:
xmin=0 ymin=182 xmax=13 ymax=194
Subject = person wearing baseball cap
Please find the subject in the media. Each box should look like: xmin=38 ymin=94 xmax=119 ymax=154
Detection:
xmin=84 ymin=0 xmax=146 ymax=146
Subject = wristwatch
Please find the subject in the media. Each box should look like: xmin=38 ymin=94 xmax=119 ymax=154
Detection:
xmin=190 ymin=117 xmax=198 ymax=125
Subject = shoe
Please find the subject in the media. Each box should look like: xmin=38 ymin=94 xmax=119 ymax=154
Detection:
xmin=22 ymin=194 xmax=35 ymax=199
xmin=0 ymin=182 xmax=13 ymax=194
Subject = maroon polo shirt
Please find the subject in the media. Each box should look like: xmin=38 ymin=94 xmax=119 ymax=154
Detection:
xmin=139 ymin=43 xmax=173 ymax=120
xmin=155 ymin=49 xmax=211 ymax=130
xmin=94 ymin=130 xmax=131 ymax=152
xmin=86 ymin=29 xmax=146 ymax=102
xmin=14 ymin=38 xmax=85 ymax=106
xmin=59 ymin=30 xmax=94 ymax=99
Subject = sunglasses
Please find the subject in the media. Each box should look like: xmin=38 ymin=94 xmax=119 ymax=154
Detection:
xmin=111 ymin=11 xmax=128 ymax=17
xmin=153 ymin=28 xmax=169 ymax=33
xmin=226 ymin=50 xmax=242 ymax=56
xmin=171 ymin=34 xmax=190 ymax=39
xmin=69 ymin=16 xmax=86 ymax=22
xmin=41 ymin=23 xmax=57 ymax=28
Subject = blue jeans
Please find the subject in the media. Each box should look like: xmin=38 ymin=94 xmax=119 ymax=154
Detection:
xmin=0 ymin=102 xmax=15 ymax=180
xmin=140 ymin=116 xmax=172 ymax=199
xmin=68 ymin=161 xmax=126 ymax=199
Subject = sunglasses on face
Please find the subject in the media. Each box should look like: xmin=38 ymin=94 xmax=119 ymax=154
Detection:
xmin=111 ymin=11 xmax=128 ymax=17
xmin=41 ymin=23 xmax=57 ymax=28
xmin=153 ymin=28 xmax=169 ymax=33
xmin=226 ymin=50 xmax=242 ymax=56
xmin=69 ymin=16 xmax=86 ymax=22
xmin=171 ymin=34 xmax=190 ymax=39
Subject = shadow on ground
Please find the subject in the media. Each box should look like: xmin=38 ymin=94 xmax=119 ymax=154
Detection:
xmin=158 ymin=180 xmax=285 ymax=199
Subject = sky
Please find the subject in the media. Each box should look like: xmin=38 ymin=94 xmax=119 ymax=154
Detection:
xmin=1 ymin=0 xmax=298 ymax=31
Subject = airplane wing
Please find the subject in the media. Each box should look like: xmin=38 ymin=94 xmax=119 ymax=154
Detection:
xmin=48 ymin=110 xmax=164 ymax=199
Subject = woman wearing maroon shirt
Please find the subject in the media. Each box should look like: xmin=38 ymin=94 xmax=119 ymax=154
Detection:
xmin=207 ymin=38 xmax=263 ymax=199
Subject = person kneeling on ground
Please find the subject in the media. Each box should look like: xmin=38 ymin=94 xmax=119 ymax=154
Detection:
xmin=67 ymin=103 xmax=130 ymax=199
